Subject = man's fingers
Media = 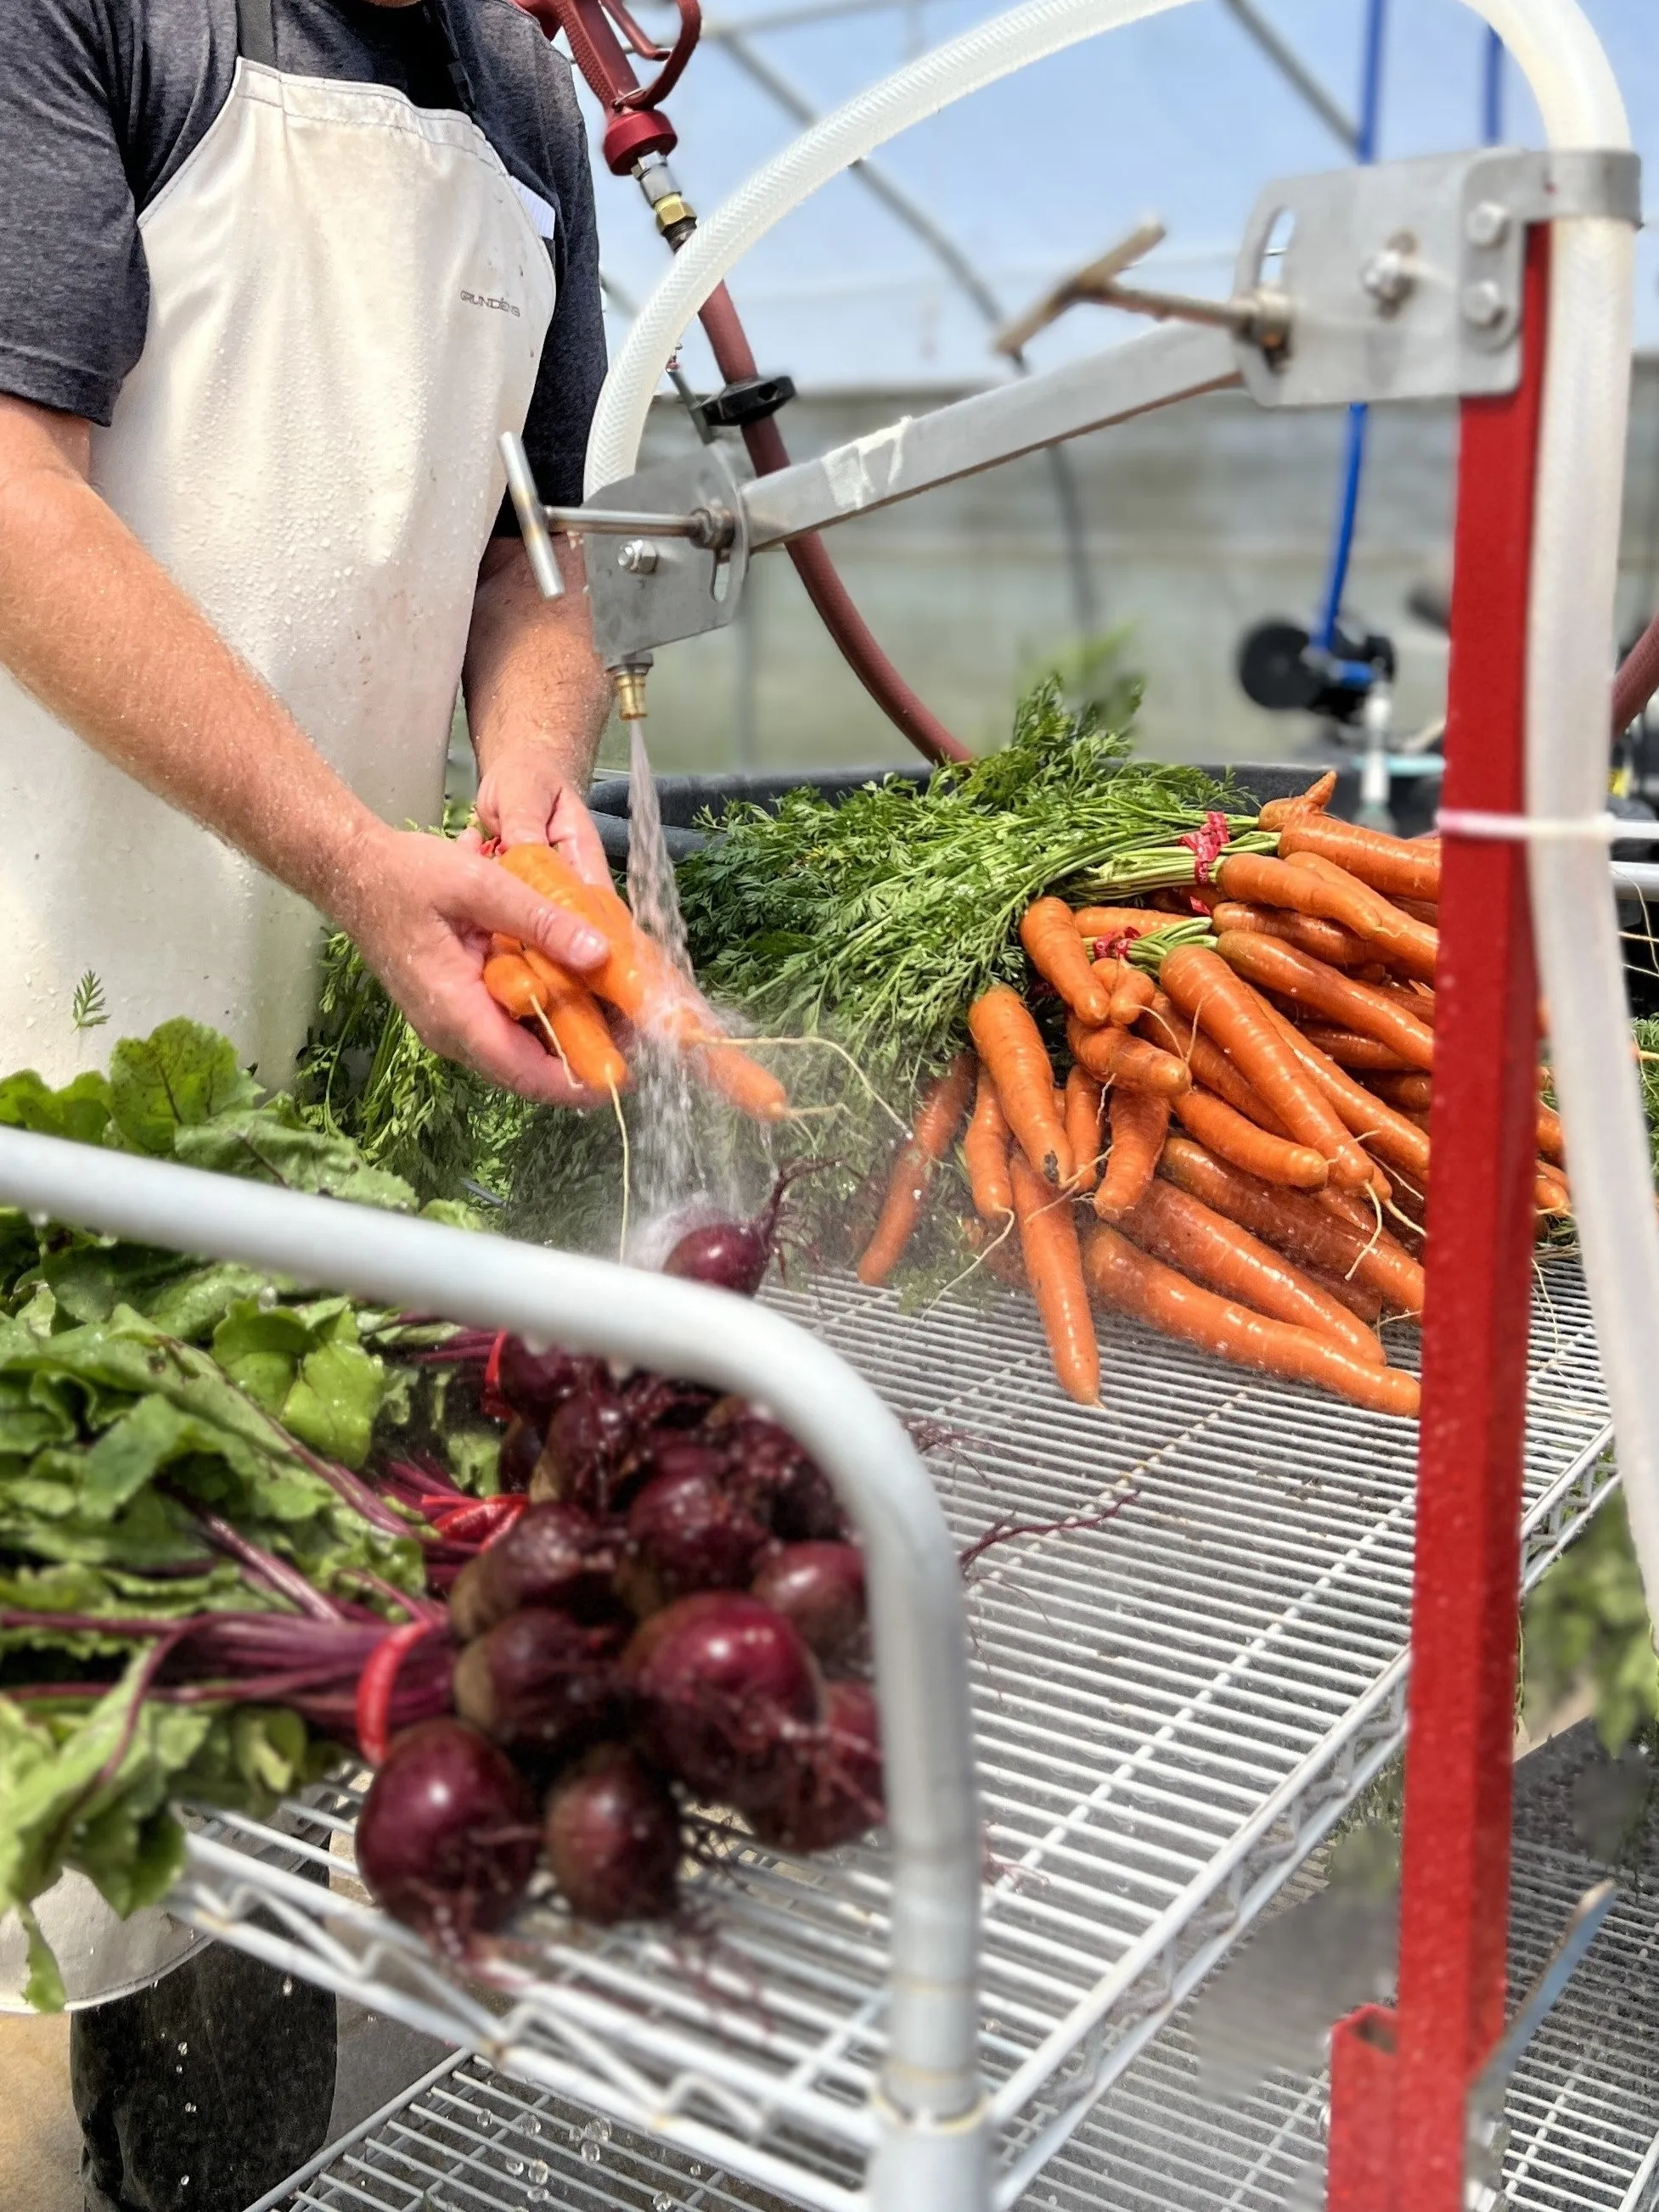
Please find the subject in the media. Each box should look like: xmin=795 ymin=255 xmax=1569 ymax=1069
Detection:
xmin=550 ymin=788 xmax=615 ymax=890
xmin=456 ymin=857 xmax=608 ymax=974
xmin=456 ymin=1002 xmax=606 ymax=1109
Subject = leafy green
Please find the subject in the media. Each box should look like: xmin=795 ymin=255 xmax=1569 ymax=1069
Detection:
xmin=0 ymin=1068 xmax=114 ymax=1148
xmin=108 ymin=1020 xmax=258 ymax=1156
xmin=0 ymin=1659 xmax=329 ymax=2001
xmin=678 ymin=678 xmax=1268 ymax=1082
xmin=1524 ymin=1491 xmax=1659 ymax=1751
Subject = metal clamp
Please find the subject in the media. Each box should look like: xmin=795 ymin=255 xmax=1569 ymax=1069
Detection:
xmin=1233 ymin=145 xmax=1641 ymax=409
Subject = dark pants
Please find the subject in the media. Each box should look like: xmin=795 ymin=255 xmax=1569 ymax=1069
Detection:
xmin=70 ymin=1937 xmax=336 ymax=2212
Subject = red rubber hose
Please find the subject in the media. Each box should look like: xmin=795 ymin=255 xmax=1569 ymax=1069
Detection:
xmin=697 ymin=285 xmax=971 ymax=766
xmin=1614 ymin=608 xmax=1659 ymax=736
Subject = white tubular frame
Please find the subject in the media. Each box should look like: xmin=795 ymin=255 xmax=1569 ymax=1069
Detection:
xmin=0 ymin=1126 xmax=989 ymax=2208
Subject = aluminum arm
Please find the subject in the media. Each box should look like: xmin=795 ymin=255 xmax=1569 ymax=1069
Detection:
xmin=740 ymin=321 xmax=1239 ymax=549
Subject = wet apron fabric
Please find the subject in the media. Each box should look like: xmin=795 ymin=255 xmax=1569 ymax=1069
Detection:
xmin=0 ymin=0 xmax=555 ymax=1088
xmin=0 ymin=0 xmax=554 ymax=2013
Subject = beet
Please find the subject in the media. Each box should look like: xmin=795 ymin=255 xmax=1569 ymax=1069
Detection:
xmin=747 ymin=1679 xmax=885 ymax=1854
xmin=624 ymin=1593 xmax=821 ymax=1811
xmin=661 ymin=1162 xmax=821 ymax=1298
xmin=453 ymin=1608 xmax=627 ymax=1760
xmin=621 ymin=1468 xmax=773 ymax=1616
xmin=447 ymin=1504 xmax=620 ymax=1642
xmin=710 ymin=1411 xmax=847 ymax=1544
xmin=486 ymin=1337 xmax=598 ymax=1424
xmin=751 ymin=1544 xmax=867 ymax=1667
xmin=497 ymin=1416 xmax=545 ymax=1495
xmin=544 ymin=1746 xmax=683 ymax=1924
xmin=356 ymin=1719 xmax=538 ymax=1946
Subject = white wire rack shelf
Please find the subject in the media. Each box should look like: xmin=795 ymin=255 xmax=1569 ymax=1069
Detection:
xmin=259 ymin=1819 xmax=1659 ymax=2212
xmin=177 ymin=1255 xmax=1616 ymax=2212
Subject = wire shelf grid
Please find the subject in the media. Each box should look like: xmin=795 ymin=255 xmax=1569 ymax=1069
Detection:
xmin=256 ymin=1839 xmax=1659 ymax=2212
xmin=175 ymin=1255 xmax=1615 ymax=2210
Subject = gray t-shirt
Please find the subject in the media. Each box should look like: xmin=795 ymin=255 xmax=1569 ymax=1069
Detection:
xmin=0 ymin=0 xmax=606 ymax=509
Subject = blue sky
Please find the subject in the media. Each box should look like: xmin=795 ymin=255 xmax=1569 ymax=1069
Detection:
xmin=587 ymin=0 xmax=1659 ymax=390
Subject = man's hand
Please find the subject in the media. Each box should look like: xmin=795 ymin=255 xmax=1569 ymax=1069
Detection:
xmin=333 ymin=825 xmax=614 ymax=1106
xmin=474 ymin=744 xmax=613 ymax=889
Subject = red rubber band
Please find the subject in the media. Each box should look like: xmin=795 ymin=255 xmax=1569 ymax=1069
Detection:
xmin=481 ymin=1330 xmax=511 ymax=1421
xmin=1177 ymin=810 xmax=1231 ymax=884
xmin=430 ymin=1495 xmax=528 ymax=1547
xmin=355 ymin=1620 xmax=441 ymax=1767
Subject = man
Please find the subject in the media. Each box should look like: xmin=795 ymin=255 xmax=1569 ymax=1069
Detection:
xmin=0 ymin=0 xmax=617 ymax=1103
xmin=0 ymin=1 xmax=618 ymax=2201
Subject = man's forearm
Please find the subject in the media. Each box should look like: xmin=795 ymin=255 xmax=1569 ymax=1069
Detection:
xmin=0 ymin=399 xmax=385 ymax=926
xmin=464 ymin=536 xmax=612 ymax=791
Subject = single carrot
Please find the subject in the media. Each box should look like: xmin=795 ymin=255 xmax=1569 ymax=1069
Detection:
xmin=1214 ymin=851 xmax=1437 ymax=982
xmin=1255 ymin=1001 xmax=1431 ymax=1182
xmin=963 ymin=1063 xmax=1015 ymax=1221
xmin=1109 ymin=963 xmax=1157 ymax=1027
xmin=1009 ymin=1153 xmax=1099 ymax=1406
xmin=1063 ymin=1066 xmax=1105 ymax=1193
xmin=1365 ymin=1072 xmax=1433 ymax=1113
xmin=1066 ymin=1015 xmax=1191 ymax=1097
xmin=1069 ymin=907 xmax=1167 ymax=941
xmin=1303 ymin=1263 xmax=1386 ymax=1325
xmin=969 ymin=986 xmax=1073 ymax=1186
xmin=1158 ymin=1135 xmax=1426 ymax=1316
xmin=1171 ymin=1086 xmax=1329 ymax=1190
xmin=1319 ymin=1186 xmax=1381 ymax=1234
xmin=483 ymin=949 xmax=544 ymax=1024
xmin=1117 ymin=1178 xmax=1385 ymax=1365
xmin=693 ymin=1041 xmax=790 ymax=1123
xmin=1278 ymin=817 xmax=1441 ymax=903
xmin=1536 ymin=1100 xmax=1565 ymax=1167
xmin=1160 ymin=942 xmax=1374 ymax=1191
xmin=1094 ymin=1085 xmax=1170 ymax=1221
xmin=1210 ymin=901 xmax=1376 ymax=969
xmin=857 ymin=1053 xmax=976 ymax=1286
xmin=961 ymin=1214 xmax=1025 ymax=1289
xmin=1021 ymin=897 xmax=1113 ymax=1025
xmin=1256 ymin=770 xmax=1338 ymax=833
xmin=1083 ymin=1226 xmax=1420 ymax=1418
xmin=1536 ymin=1165 xmax=1571 ymax=1215
xmin=1216 ymin=932 xmax=1435 ymax=1072
xmin=1294 ymin=1026 xmax=1419 ymax=1073
xmin=1394 ymin=896 xmax=1439 ymax=926
xmin=1138 ymin=994 xmax=1288 ymax=1133
xmin=518 ymin=946 xmax=631 ymax=1092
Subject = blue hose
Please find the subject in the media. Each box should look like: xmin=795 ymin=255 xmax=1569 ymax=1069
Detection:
xmin=1482 ymin=25 xmax=1504 ymax=145
xmin=1313 ymin=0 xmax=1388 ymax=657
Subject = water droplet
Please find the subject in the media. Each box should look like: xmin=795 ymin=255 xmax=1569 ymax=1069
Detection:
xmin=653 ymin=2194 xmax=677 ymax=2210
xmin=281 ymin=1976 xmax=293 ymax=1996
xmin=527 ymin=2192 xmax=548 ymax=2206
xmin=183 ymin=2103 xmax=196 ymax=2115
xmin=177 ymin=2042 xmax=188 ymax=2055
xmin=689 ymin=2164 xmax=703 ymax=2178
xmin=582 ymin=2119 xmax=610 ymax=2145
xmin=503 ymin=2157 xmax=524 ymax=2177
xmin=526 ymin=2162 xmax=549 ymax=2184
xmin=27 ymin=1210 xmax=48 ymax=1229
xmin=580 ymin=2141 xmax=601 ymax=2164
xmin=526 ymin=2118 xmax=542 ymax=2136
xmin=257 ymin=1285 xmax=278 ymax=1310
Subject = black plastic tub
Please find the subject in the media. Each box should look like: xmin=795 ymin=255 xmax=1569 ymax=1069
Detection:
xmin=586 ymin=761 xmax=1324 ymax=867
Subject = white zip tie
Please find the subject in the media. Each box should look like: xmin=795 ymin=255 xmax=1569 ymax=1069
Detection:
xmin=1437 ymin=808 xmax=1659 ymax=844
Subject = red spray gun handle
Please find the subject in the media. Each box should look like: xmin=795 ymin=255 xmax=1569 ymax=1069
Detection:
xmin=520 ymin=0 xmax=700 ymax=167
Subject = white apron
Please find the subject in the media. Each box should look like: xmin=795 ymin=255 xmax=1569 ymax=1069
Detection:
xmin=0 ymin=0 xmax=554 ymax=2009
xmin=0 ymin=0 xmax=555 ymax=1087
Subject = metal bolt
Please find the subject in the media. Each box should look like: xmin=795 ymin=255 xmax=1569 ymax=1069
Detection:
xmin=1461 ymin=278 xmax=1506 ymax=328
xmin=1361 ymin=243 xmax=1414 ymax=312
xmin=1465 ymin=199 xmax=1511 ymax=249
xmin=617 ymin=539 xmax=659 ymax=575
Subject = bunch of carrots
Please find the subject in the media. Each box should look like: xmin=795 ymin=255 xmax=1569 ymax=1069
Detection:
xmin=480 ymin=843 xmax=789 ymax=1123
xmin=856 ymin=773 xmax=1569 ymax=1420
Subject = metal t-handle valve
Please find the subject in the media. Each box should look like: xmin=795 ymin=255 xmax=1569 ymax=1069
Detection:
xmin=994 ymin=219 xmax=1291 ymax=365
xmin=498 ymin=432 xmax=737 ymax=604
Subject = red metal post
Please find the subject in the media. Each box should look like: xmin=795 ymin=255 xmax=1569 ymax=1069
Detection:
xmin=1326 ymin=2008 xmax=1398 ymax=2212
xmin=1372 ymin=229 xmax=1550 ymax=2206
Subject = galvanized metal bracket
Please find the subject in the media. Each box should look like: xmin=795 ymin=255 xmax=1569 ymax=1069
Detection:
xmin=1233 ymin=146 xmax=1641 ymax=409
xmin=582 ymin=444 xmax=750 ymax=667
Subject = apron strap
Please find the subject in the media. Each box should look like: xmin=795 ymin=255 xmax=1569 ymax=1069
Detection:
xmin=236 ymin=0 xmax=278 ymax=68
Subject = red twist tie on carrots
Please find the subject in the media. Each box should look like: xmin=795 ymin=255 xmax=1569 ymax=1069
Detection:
xmin=356 ymin=1620 xmax=444 ymax=1767
xmin=1177 ymin=811 xmax=1230 ymax=884
xmin=430 ymin=1495 xmax=528 ymax=1547
xmin=1096 ymin=931 xmax=1136 ymax=963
